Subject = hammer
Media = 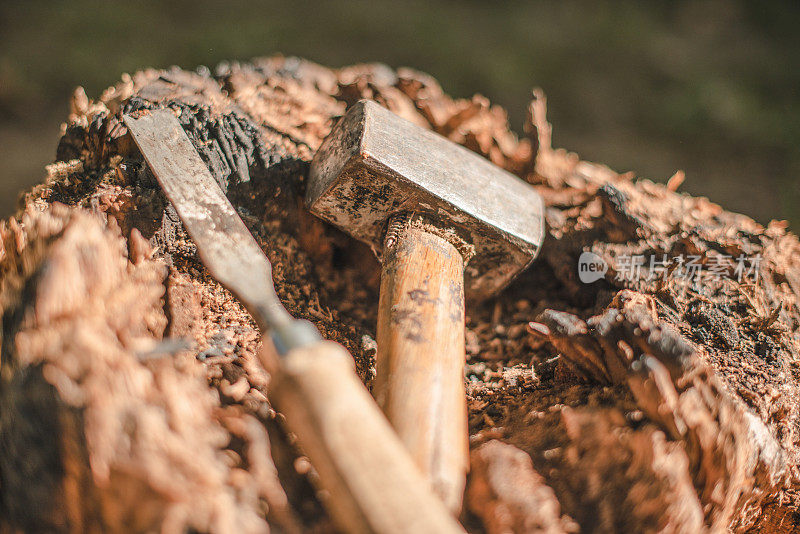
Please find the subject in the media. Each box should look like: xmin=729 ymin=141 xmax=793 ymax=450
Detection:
xmin=307 ymin=100 xmax=545 ymax=511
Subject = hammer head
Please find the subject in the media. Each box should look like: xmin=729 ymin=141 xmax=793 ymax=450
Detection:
xmin=307 ymin=99 xmax=545 ymax=300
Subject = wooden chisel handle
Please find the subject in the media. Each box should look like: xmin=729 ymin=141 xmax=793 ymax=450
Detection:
xmin=263 ymin=340 xmax=465 ymax=534
xmin=375 ymin=225 xmax=469 ymax=513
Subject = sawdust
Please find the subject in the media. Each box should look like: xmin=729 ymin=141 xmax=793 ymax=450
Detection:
xmin=2 ymin=56 xmax=800 ymax=532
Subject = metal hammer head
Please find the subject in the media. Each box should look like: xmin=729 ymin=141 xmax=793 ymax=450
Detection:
xmin=307 ymin=99 xmax=545 ymax=300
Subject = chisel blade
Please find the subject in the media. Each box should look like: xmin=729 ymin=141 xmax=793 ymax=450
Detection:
xmin=123 ymin=109 xmax=290 ymax=332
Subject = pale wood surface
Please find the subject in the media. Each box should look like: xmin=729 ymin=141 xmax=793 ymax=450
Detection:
xmin=376 ymin=227 xmax=469 ymax=513
xmin=266 ymin=341 xmax=466 ymax=534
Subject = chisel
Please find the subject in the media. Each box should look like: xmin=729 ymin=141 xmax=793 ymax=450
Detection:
xmin=124 ymin=108 xmax=464 ymax=534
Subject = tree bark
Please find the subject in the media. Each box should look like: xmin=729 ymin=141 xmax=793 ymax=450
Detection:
xmin=1 ymin=56 xmax=798 ymax=532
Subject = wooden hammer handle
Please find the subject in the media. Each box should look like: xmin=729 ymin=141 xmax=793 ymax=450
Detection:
xmin=376 ymin=226 xmax=469 ymax=513
xmin=267 ymin=340 xmax=465 ymax=534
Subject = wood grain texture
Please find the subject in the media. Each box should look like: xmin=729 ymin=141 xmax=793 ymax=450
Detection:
xmin=267 ymin=340 xmax=465 ymax=534
xmin=376 ymin=226 xmax=468 ymax=513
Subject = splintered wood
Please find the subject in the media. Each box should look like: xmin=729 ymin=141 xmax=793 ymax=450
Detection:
xmin=2 ymin=56 xmax=800 ymax=532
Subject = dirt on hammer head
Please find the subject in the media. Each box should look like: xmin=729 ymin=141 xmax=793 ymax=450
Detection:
xmin=306 ymin=99 xmax=546 ymax=301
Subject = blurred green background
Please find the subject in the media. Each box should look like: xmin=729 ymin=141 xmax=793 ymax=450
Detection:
xmin=2 ymin=0 xmax=799 ymax=227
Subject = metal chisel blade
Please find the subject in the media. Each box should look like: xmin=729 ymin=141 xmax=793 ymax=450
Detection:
xmin=123 ymin=109 xmax=291 ymax=332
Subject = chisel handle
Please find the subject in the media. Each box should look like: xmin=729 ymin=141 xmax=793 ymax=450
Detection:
xmin=265 ymin=340 xmax=465 ymax=534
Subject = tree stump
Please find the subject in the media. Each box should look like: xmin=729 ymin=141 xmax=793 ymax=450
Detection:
xmin=1 ymin=56 xmax=799 ymax=533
